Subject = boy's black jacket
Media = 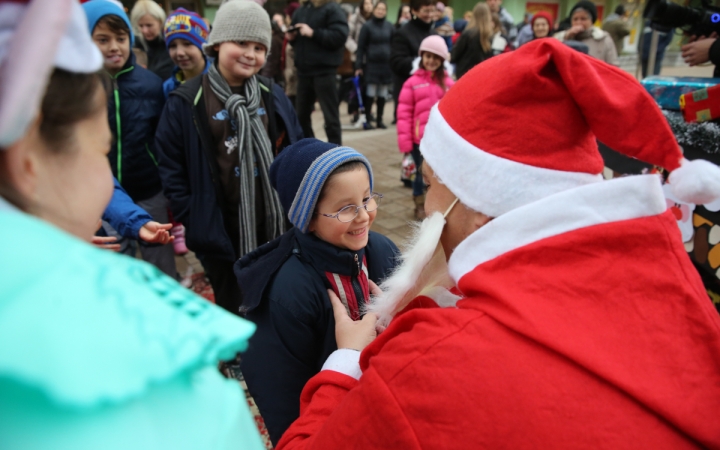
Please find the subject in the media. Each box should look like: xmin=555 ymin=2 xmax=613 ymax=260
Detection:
xmin=235 ymin=227 xmax=398 ymax=445
xmin=155 ymin=74 xmax=303 ymax=262
xmin=107 ymin=53 xmax=165 ymax=202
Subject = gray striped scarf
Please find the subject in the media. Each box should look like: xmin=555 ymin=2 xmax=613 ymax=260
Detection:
xmin=208 ymin=64 xmax=285 ymax=256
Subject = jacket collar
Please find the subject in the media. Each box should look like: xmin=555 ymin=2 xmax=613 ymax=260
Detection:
xmin=448 ymin=175 xmax=667 ymax=285
xmin=294 ymin=228 xmax=366 ymax=277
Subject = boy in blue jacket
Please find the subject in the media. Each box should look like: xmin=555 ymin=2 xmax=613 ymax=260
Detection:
xmin=82 ymin=0 xmax=176 ymax=278
xmin=162 ymin=8 xmax=211 ymax=98
xmin=155 ymin=1 xmax=303 ymax=313
xmin=234 ymin=138 xmax=399 ymax=445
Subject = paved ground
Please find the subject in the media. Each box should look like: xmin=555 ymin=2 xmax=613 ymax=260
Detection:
xmin=177 ymin=62 xmax=714 ymax=275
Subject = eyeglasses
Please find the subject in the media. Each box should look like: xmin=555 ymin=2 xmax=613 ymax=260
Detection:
xmin=319 ymin=193 xmax=383 ymax=223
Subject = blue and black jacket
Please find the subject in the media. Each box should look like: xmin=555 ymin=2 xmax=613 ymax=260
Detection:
xmin=101 ymin=177 xmax=152 ymax=239
xmin=106 ymin=53 xmax=166 ymax=202
xmin=234 ymin=227 xmax=399 ymax=445
xmin=154 ymin=74 xmax=303 ymax=262
xmin=162 ymin=58 xmax=212 ymax=99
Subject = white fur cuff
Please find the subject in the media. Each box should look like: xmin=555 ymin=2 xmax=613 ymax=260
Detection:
xmin=321 ymin=349 xmax=363 ymax=380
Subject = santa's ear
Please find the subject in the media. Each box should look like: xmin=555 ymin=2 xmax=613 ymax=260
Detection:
xmin=471 ymin=209 xmax=493 ymax=230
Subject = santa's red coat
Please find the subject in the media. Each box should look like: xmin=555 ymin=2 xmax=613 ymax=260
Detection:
xmin=277 ymin=175 xmax=720 ymax=449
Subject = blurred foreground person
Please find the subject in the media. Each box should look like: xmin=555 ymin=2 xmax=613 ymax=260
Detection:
xmin=0 ymin=1 xmax=264 ymax=448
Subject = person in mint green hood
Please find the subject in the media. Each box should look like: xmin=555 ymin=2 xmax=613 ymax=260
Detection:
xmin=82 ymin=0 xmax=178 ymax=279
xmin=0 ymin=1 xmax=264 ymax=449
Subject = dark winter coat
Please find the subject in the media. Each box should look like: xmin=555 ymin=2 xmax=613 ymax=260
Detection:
xmin=136 ymin=36 xmax=174 ymax=80
xmin=355 ymin=16 xmax=394 ymax=85
xmin=291 ymin=0 xmax=349 ymax=76
xmin=102 ymin=177 xmax=152 ymax=239
xmin=451 ymin=29 xmax=495 ymax=80
xmin=390 ymin=16 xmax=435 ymax=81
xmin=107 ymin=53 xmax=165 ymax=202
xmin=712 ymin=39 xmax=720 ymax=78
xmin=235 ymin=228 xmax=399 ymax=445
xmin=154 ymin=74 xmax=303 ymax=262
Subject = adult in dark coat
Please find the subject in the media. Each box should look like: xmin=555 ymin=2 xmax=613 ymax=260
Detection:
xmin=131 ymin=0 xmax=174 ymax=80
xmin=389 ymin=0 xmax=436 ymax=123
xmin=356 ymin=1 xmax=394 ymax=128
xmin=287 ymin=0 xmax=349 ymax=145
xmin=451 ymin=3 xmax=496 ymax=80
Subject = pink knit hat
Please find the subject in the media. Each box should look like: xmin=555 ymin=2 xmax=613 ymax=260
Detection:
xmin=418 ymin=35 xmax=449 ymax=61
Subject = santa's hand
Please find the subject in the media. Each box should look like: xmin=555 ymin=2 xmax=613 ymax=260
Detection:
xmin=330 ymin=289 xmax=378 ymax=351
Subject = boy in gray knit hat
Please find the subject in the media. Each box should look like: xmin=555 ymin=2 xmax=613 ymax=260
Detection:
xmin=155 ymin=0 xmax=303 ymax=313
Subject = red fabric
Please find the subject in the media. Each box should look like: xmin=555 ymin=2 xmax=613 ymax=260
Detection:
xmin=397 ymin=69 xmax=455 ymax=153
xmin=438 ymin=39 xmax=683 ymax=173
xmin=277 ymin=210 xmax=720 ymax=449
xmin=324 ymin=258 xmax=369 ymax=321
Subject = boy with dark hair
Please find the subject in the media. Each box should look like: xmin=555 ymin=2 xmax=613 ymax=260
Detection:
xmin=155 ymin=0 xmax=303 ymax=313
xmin=82 ymin=0 xmax=176 ymax=278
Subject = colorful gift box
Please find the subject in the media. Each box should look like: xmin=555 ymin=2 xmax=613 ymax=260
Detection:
xmin=680 ymin=84 xmax=720 ymax=123
xmin=641 ymin=76 xmax=720 ymax=111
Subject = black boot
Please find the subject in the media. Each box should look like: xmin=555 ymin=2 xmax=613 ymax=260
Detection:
xmin=364 ymin=97 xmax=375 ymax=130
xmin=376 ymin=97 xmax=387 ymax=129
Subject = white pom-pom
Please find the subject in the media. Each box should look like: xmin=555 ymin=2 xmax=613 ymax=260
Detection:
xmin=668 ymin=158 xmax=720 ymax=205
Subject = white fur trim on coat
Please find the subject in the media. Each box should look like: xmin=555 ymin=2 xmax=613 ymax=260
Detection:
xmin=448 ymin=174 xmax=668 ymax=283
xmin=322 ymin=348 xmax=362 ymax=380
xmin=420 ymin=105 xmax=604 ymax=218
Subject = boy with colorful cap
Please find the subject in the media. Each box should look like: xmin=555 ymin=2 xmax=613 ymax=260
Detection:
xmin=82 ymin=0 xmax=176 ymax=278
xmin=155 ymin=0 xmax=303 ymax=313
xmin=162 ymin=8 xmax=211 ymax=98
xmin=234 ymin=138 xmax=399 ymax=445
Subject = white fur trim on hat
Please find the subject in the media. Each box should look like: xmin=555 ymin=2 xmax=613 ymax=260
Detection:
xmin=420 ymin=105 xmax=603 ymax=218
xmin=668 ymin=158 xmax=720 ymax=206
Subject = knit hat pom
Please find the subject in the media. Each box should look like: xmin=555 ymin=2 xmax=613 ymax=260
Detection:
xmin=668 ymin=158 xmax=720 ymax=205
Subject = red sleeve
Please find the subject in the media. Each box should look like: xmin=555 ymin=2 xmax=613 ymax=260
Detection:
xmin=276 ymin=368 xmax=421 ymax=449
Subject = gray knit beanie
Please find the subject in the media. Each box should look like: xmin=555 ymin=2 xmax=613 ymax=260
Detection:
xmin=203 ymin=0 xmax=271 ymax=57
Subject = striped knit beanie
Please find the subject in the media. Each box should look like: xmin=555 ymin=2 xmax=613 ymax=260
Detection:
xmin=269 ymin=138 xmax=374 ymax=233
xmin=164 ymin=8 xmax=209 ymax=51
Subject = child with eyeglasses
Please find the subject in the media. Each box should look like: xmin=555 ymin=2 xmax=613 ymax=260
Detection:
xmin=234 ymin=138 xmax=399 ymax=445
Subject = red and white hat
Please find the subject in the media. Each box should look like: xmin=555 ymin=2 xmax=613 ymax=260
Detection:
xmin=421 ymin=38 xmax=720 ymax=218
xmin=0 ymin=0 xmax=102 ymax=148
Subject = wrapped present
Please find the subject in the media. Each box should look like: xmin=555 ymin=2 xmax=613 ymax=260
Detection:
xmin=641 ymin=76 xmax=720 ymax=111
xmin=680 ymin=83 xmax=720 ymax=123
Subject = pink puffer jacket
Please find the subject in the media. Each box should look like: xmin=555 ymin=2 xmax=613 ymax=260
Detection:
xmin=396 ymin=68 xmax=455 ymax=153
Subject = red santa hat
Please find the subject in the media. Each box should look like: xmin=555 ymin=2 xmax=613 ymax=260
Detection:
xmin=420 ymin=38 xmax=720 ymax=218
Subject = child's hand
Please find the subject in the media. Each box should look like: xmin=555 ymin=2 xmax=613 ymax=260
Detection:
xmin=330 ymin=289 xmax=378 ymax=351
xmin=138 ymin=221 xmax=175 ymax=244
xmin=91 ymin=235 xmax=121 ymax=252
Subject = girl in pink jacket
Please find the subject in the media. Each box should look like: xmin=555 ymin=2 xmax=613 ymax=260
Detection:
xmin=397 ymin=35 xmax=454 ymax=220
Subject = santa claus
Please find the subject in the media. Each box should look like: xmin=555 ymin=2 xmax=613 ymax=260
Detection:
xmin=276 ymin=39 xmax=720 ymax=449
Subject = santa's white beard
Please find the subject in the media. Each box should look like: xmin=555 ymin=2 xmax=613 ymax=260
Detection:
xmin=367 ymin=212 xmax=459 ymax=328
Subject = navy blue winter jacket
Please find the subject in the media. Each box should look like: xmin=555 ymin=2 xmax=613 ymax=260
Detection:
xmin=107 ymin=53 xmax=165 ymax=202
xmin=235 ymin=228 xmax=398 ymax=445
xmin=102 ymin=177 xmax=152 ymax=239
xmin=155 ymin=74 xmax=303 ymax=262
